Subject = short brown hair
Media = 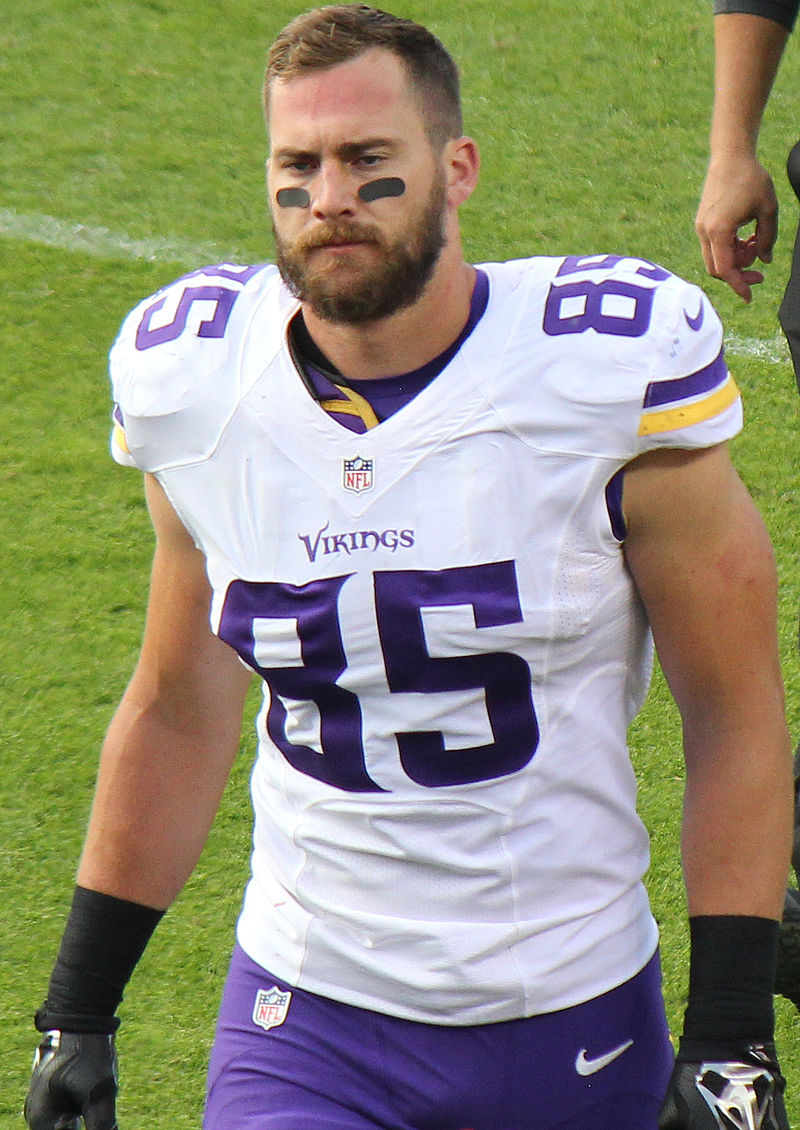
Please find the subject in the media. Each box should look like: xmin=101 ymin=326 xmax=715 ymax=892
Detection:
xmin=264 ymin=5 xmax=462 ymax=146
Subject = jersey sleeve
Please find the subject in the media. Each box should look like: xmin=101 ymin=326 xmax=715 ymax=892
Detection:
xmin=108 ymin=263 xmax=279 ymax=473
xmin=480 ymin=254 xmax=741 ymax=464
xmin=632 ymin=272 xmax=741 ymax=454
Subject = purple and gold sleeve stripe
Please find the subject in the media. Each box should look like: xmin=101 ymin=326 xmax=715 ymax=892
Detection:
xmin=637 ymin=350 xmax=739 ymax=437
xmin=112 ymin=421 xmax=130 ymax=454
xmin=111 ymin=403 xmax=131 ymax=458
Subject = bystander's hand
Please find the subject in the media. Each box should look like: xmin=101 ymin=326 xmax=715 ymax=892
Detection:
xmin=696 ymin=151 xmax=779 ymax=302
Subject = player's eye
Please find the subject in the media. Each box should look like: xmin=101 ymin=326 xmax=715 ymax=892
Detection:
xmin=283 ymin=157 xmax=316 ymax=174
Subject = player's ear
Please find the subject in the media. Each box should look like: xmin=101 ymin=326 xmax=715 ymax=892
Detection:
xmin=444 ymin=135 xmax=480 ymax=207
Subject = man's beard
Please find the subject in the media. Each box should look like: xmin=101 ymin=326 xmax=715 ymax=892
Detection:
xmin=273 ymin=173 xmax=447 ymax=325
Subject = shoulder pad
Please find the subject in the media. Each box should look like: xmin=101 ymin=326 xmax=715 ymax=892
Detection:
xmin=109 ymin=264 xmax=290 ymax=471
xmin=475 ymin=255 xmax=739 ymax=460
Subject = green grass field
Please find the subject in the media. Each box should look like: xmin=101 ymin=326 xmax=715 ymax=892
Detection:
xmin=3 ymin=0 xmax=800 ymax=1124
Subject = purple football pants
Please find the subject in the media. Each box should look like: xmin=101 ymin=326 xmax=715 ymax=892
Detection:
xmin=205 ymin=944 xmax=673 ymax=1130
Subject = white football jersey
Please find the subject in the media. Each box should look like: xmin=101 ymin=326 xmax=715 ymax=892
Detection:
xmin=109 ymin=254 xmax=740 ymax=1023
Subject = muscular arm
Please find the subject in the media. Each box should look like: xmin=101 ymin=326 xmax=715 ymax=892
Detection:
xmin=77 ymin=473 xmax=253 ymax=910
xmin=623 ymin=443 xmax=792 ymax=917
xmin=696 ymin=13 xmax=789 ymax=301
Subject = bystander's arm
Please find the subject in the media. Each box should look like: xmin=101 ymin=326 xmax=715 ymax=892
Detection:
xmin=696 ymin=13 xmax=789 ymax=300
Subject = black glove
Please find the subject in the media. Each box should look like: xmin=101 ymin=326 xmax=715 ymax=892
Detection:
xmin=24 ymin=1030 xmax=118 ymax=1130
xmin=658 ymin=1042 xmax=788 ymax=1130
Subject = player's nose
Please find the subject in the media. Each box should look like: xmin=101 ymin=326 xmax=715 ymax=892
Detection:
xmin=311 ymin=162 xmax=358 ymax=218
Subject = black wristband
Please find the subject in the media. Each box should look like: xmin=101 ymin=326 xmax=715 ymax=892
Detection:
xmin=35 ymin=885 xmax=164 ymax=1034
xmin=681 ymin=915 xmax=778 ymax=1048
xmin=676 ymin=1036 xmax=782 ymax=1069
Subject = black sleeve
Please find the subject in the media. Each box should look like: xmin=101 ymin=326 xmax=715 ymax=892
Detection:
xmin=712 ymin=0 xmax=799 ymax=32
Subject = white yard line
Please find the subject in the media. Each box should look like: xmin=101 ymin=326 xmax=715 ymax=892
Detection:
xmin=724 ymin=332 xmax=791 ymax=365
xmin=0 ymin=207 xmax=230 ymax=264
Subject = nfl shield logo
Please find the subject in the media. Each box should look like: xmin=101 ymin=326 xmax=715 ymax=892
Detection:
xmin=252 ymin=986 xmax=292 ymax=1032
xmin=343 ymin=455 xmax=374 ymax=494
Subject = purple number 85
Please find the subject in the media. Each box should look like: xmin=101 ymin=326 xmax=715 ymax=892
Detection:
xmin=543 ymin=255 xmax=669 ymax=338
xmin=218 ymin=562 xmax=539 ymax=792
xmin=134 ymin=265 xmax=262 ymax=351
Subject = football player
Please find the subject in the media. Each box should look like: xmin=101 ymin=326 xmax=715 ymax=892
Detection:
xmin=25 ymin=6 xmax=794 ymax=1129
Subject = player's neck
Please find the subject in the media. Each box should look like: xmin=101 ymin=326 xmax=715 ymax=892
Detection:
xmin=301 ymin=255 xmax=477 ymax=382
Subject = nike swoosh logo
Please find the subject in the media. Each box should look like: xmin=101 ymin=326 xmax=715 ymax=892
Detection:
xmin=575 ymin=1039 xmax=634 ymax=1076
xmin=684 ymin=301 xmax=705 ymax=332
